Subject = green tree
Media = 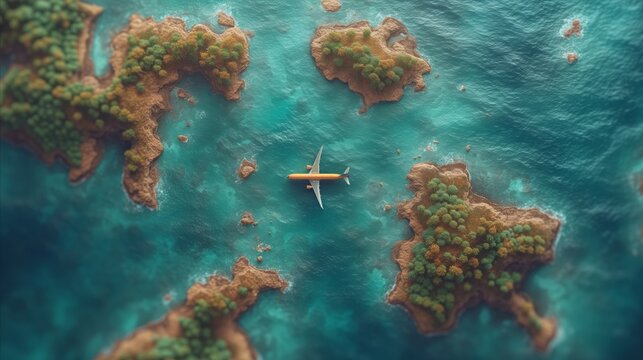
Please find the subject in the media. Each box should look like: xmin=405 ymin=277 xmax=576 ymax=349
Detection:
xmin=122 ymin=128 xmax=136 ymax=140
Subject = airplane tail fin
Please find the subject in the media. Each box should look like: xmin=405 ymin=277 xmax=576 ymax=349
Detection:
xmin=342 ymin=167 xmax=350 ymax=185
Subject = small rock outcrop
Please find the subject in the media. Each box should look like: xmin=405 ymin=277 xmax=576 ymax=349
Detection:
xmin=240 ymin=212 xmax=256 ymax=226
xmin=237 ymin=159 xmax=257 ymax=179
xmin=563 ymin=19 xmax=582 ymax=38
xmin=177 ymin=88 xmax=196 ymax=104
xmin=321 ymin=0 xmax=342 ymax=12
xmin=217 ymin=11 xmax=235 ymax=27
xmin=566 ymin=52 xmax=578 ymax=64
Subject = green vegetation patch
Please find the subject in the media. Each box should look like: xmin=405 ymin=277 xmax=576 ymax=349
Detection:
xmin=321 ymin=30 xmax=418 ymax=90
xmin=406 ymin=177 xmax=548 ymax=324
xmin=0 ymin=0 xmax=245 ymax=168
xmin=120 ymin=295 xmax=237 ymax=360
xmin=1 ymin=0 xmax=90 ymax=164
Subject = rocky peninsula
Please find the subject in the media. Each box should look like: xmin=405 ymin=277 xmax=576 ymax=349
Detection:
xmin=96 ymin=257 xmax=288 ymax=360
xmin=388 ymin=163 xmax=560 ymax=352
xmin=311 ymin=17 xmax=431 ymax=113
xmin=0 ymin=0 xmax=250 ymax=208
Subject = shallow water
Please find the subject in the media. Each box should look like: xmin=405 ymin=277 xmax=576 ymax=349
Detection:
xmin=1 ymin=0 xmax=642 ymax=359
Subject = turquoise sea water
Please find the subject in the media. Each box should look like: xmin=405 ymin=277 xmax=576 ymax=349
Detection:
xmin=1 ymin=0 xmax=642 ymax=359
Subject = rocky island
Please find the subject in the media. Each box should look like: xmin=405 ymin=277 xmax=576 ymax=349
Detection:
xmin=321 ymin=0 xmax=342 ymax=12
xmin=311 ymin=17 xmax=431 ymax=113
xmin=563 ymin=19 xmax=582 ymax=38
xmin=237 ymin=159 xmax=257 ymax=179
xmin=96 ymin=257 xmax=288 ymax=360
xmin=0 ymin=0 xmax=250 ymax=208
xmin=388 ymin=163 xmax=560 ymax=351
xmin=566 ymin=52 xmax=578 ymax=64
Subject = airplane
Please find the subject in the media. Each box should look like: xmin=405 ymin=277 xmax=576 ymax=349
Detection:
xmin=287 ymin=146 xmax=350 ymax=209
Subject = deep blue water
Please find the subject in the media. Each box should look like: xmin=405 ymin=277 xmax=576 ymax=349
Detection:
xmin=1 ymin=0 xmax=642 ymax=359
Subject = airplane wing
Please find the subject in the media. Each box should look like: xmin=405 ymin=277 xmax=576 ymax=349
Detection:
xmin=310 ymin=180 xmax=323 ymax=209
xmin=309 ymin=146 xmax=323 ymax=174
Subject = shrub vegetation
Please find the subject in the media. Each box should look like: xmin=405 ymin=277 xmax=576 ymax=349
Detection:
xmin=320 ymin=29 xmax=418 ymax=90
xmin=1 ymin=0 xmax=244 ymax=168
xmin=406 ymin=177 xmax=547 ymax=324
xmin=119 ymin=294 xmax=237 ymax=360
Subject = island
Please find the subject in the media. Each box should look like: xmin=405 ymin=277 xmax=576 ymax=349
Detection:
xmin=388 ymin=163 xmax=560 ymax=351
xmin=96 ymin=257 xmax=288 ymax=360
xmin=240 ymin=211 xmax=256 ymax=226
xmin=566 ymin=52 xmax=578 ymax=64
xmin=177 ymin=88 xmax=197 ymax=104
xmin=0 ymin=0 xmax=250 ymax=208
xmin=563 ymin=19 xmax=582 ymax=38
xmin=237 ymin=159 xmax=257 ymax=179
xmin=311 ymin=17 xmax=431 ymax=113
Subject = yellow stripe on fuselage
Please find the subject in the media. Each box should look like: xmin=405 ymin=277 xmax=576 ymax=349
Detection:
xmin=287 ymin=173 xmax=343 ymax=181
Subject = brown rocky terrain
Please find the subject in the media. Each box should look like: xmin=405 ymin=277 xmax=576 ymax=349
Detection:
xmin=237 ymin=159 xmax=257 ymax=179
xmin=563 ymin=19 xmax=582 ymax=38
xmin=218 ymin=11 xmax=236 ymax=27
xmin=321 ymin=0 xmax=342 ymax=12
